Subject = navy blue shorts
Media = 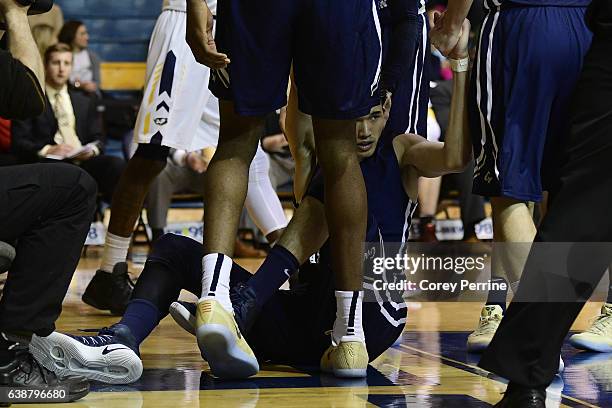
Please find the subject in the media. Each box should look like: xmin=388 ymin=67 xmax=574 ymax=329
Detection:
xmin=210 ymin=0 xmax=382 ymax=119
xmin=383 ymin=13 xmax=430 ymax=141
xmin=469 ymin=4 xmax=592 ymax=201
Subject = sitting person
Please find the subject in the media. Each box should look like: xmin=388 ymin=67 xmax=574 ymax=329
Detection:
xmin=261 ymin=112 xmax=294 ymax=190
xmin=145 ymin=147 xmax=269 ymax=257
xmin=11 ymin=43 xmax=124 ymax=203
xmin=58 ymin=20 xmax=100 ymax=95
xmin=25 ymin=19 xmax=472 ymax=383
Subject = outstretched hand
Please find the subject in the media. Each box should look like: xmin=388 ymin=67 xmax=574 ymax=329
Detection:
xmin=186 ymin=0 xmax=230 ymax=69
xmin=447 ymin=19 xmax=471 ymax=60
xmin=430 ymin=11 xmax=463 ymax=57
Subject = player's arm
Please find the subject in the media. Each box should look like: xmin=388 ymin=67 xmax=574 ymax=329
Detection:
xmin=395 ymin=19 xmax=471 ymax=178
xmin=430 ymin=0 xmax=473 ymax=56
xmin=185 ymin=0 xmax=229 ymax=68
xmin=379 ymin=0 xmax=419 ymax=100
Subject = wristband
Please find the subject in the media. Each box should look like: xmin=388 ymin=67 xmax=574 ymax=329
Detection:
xmin=448 ymin=57 xmax=469 ymax=73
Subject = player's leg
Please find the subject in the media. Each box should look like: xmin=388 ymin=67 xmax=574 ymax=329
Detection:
xmin=82 ymin=146 xmax=169 ymax=315
xmin=285 ymin=70 xmax=316 ymax=204
xmin=83 ymin=8 xmax=207 ymax=315
xmin=294 ymin=0 xmax=382 ymax=378
xmin=194 ymin=0 xmax=296 ymax=378
xmin=243 ymin=145 xmax=288 ymax=244
xmin=30 ymin=234 xmax=208 ymax=384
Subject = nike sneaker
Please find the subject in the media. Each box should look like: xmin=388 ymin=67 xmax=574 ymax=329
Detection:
xmin=29 ymin=324 xmax=142 ymax=384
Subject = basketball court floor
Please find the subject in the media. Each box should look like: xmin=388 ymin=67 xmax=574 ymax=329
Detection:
xmin=17 ymin=247 xmax=610 ymax=408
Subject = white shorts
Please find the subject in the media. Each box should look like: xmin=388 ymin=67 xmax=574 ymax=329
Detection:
xmin=134 ymin=9 xmax=218 ymax=151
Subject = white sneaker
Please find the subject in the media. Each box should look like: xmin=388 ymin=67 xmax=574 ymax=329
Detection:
xmin=466 ymin=305 xmax=503 ymax=353
xmin=569 ymin=303 xmax=612 ymax=353
xmin=29 ymin=326 xmax=143 ymax=384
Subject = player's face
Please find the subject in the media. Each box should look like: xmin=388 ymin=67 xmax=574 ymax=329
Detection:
xmin=355 ymin=105 xmax=388 ymax=159
xmin=74 ymin=25 xmax=89 ymax=49
xmin=45 ymin=52 xmax=73 ymax=88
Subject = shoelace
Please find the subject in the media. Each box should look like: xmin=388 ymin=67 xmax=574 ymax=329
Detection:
xmin=587 ymin=312 xmax=612 ymax=336
xmin=475 ymin=314 xmax=501 ymax=335
xmin=116 ymin=270 xmax=135 ymax=290
xmin=75 ymin=327 xmax=115 ymax=346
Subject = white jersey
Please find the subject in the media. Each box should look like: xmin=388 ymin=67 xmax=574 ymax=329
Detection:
xmin=162 ymin=0 xmax=217 ymax=14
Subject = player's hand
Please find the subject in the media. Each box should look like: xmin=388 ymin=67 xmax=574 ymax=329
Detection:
xmin=447 ymin=19 xmax=470 ymax=60
xmin=0 ymin=0 xmax=29 ymax=15
xmin=187 ymin=151 xmax=209 ymax=174
xmin=47 ymin=144 xmax=75 ymax=158
xmin=186 ymin=0 xmax=230 ymax=69
xmin=430 ymin=11 xmax=462 ymax=57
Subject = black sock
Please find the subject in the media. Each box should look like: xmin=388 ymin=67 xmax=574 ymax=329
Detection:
xmin=485 ymin=277 xmax=508 ymax=313
xmin=420 ymin=215 xmax=434 ymax=226
xmin=607 ymin=281 xmax=612 ymax=304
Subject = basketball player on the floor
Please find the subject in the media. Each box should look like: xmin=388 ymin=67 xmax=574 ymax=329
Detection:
xmin=430 ymin=0 xmax=593 ymax=352
xmin=81 ymin=0 xmax=288 ymax=316
xmin=27 ymin=19 xmax=472 ymax=383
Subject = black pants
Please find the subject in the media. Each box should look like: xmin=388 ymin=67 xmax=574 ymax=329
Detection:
xmin=0 ymin=164 xmax=96 ymax=336
xmin=78 ymin=155 xmax=125 ymax=203
xmin=479 ymin=20 xmax=612 ymax=388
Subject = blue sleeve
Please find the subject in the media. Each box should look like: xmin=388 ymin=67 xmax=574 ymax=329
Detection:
xmin=380 ymin=0 xmax=419 ymax=97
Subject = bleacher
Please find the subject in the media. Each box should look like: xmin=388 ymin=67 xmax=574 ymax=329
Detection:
xmin=56 ymin=0 xmax=159 ymax=91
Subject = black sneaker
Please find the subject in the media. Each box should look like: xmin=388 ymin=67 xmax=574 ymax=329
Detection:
xmin=0 ymin=347 xmax=89 ymax=403
xmin=493 ymin=383 xmax=546 ymax=408
xmin=230 ymin=282 xmax=261 ymax=336
xmin=82 ymin=263 xmax=134 ymax=316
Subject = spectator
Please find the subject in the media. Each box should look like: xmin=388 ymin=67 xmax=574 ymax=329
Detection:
xmin=11 ymin=43 xmax=124 ymax=202
xmin=0 ymin=0 xmax=90 ymax=399
xmin=58 ymin=20 xmax=100 ymax=95
xmin=146 ymin=147 xmax=268 ymax=257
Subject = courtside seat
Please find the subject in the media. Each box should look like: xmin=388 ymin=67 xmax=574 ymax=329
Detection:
xmin=57 ymin=0 xmax=162 ymax=18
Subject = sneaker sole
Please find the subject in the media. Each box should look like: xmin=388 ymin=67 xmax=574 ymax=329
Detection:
xmin=332 ymin=367 xmax=368 ymax=378
xmin=169 ymin=302 xmax=196 ymax=336
xmin=466 ymin=338 xmax=491 ymax=353
xmin=569 ymin=335 xmax=612 ymax=353
xmin=196 ymin=323 xmax=259 ymax=379
xmin=29 ymin=332 xmax=143 ymax=384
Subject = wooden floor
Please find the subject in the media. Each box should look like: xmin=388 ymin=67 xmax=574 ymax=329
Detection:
xmin=16 ymin=243 xmax=609 ymax=408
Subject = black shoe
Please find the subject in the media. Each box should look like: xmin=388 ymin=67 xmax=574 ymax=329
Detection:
xmin=82 ymin=263 xmax=134 ymax=315
xmin=0 ymin=347 xmax=89 ymax=403
xmin=493 ymin=383 xmax=546 ymax=408
xmin=230 ymin=282 xmax=261 ymax=335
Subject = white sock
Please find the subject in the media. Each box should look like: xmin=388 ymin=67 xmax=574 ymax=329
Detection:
xmin=100 ymin=233 xmax=131 ymax=273
xmin=200 ymin=253 xmax=233 ymax=312
xmin=332 ymin=290 xmax=365 ymax=344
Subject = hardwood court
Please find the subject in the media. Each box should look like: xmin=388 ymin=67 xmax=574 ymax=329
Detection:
xmin=16 ymin=249 xmax=610 ymax=408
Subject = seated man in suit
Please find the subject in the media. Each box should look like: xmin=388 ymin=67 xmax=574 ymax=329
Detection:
xmin=11 ymin=43 xmax=124 ymax=202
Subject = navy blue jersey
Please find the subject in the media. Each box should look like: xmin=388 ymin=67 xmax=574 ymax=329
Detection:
xmin=486 ymin=0 xmax=591 ymax=9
